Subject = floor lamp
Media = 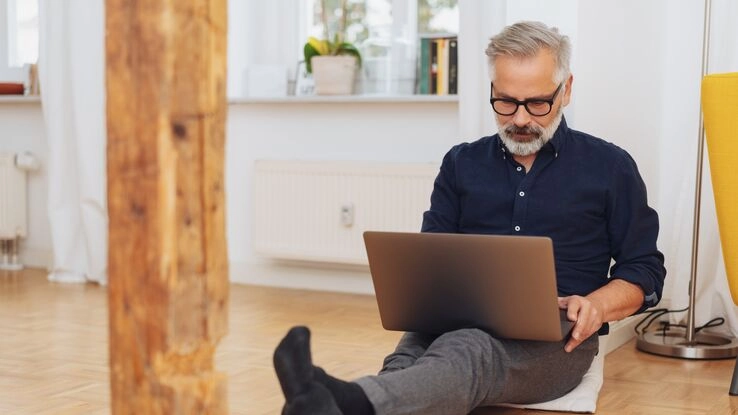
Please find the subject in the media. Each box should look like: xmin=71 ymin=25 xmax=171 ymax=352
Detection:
xmin=636 ymin=0 xmax=738 ymax=359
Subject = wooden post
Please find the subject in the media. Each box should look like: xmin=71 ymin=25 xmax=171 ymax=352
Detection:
xmin=106 ymin=0 xmax=229 ymax=413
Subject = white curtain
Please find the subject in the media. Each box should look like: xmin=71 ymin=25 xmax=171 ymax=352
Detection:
xmin=38 ymin=0 xmax=107 ymax=284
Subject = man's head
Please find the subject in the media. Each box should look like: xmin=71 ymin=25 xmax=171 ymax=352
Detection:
xmin=485 ymin=21 xmax=573 ymax=156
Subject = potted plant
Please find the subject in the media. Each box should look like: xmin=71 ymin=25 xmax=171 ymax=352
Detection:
xmin=303 ymin=0 xmax=362 ymax=95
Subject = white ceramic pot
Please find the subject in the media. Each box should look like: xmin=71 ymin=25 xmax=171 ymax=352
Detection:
xmin=311 ymin=55 xmax=358 ymax=95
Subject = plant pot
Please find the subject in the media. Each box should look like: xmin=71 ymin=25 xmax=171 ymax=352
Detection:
xmin=311 ymin=55 xmax=358 ymax=95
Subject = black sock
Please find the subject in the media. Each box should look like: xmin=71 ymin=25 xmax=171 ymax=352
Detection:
xmin=273 ymin=326 xmax=341 ymax=414
xmin=273 ymin=326 xmax=315 ymax=400
xmin=273 ymin=326 xmax=374 ymax=415
xmin=314 ymin=367 xmax=374 ymax=415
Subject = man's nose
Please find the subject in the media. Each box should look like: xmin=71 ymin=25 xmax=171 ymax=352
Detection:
xmin=512 ymin=105 xmax=532 ymax=127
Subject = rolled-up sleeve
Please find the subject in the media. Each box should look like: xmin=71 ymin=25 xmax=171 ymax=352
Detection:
xmin=607 ymin=152 xmax=667 ymax=313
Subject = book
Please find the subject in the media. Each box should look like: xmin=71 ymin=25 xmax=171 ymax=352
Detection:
xmin=0 ymin=83 xmax=24 ymax=95
xmin=436 ymin=38 xmax=448 ymax=95
xmin=417 ymin=33 xmax=458 ymax=96
xmin=418 ymin=37 xmax=432 ymax=94
xmin=430 ymin=39 xmax=438 ymax=94
xmin=448 ymin=38 xmax=458 ymax=95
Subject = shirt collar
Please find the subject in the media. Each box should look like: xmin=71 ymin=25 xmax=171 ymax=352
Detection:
xmin=547 ymin=116 xmax=569 ymax=155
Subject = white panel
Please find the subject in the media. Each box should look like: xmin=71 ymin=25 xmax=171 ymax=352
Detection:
xmin=253 ymin=160 xmax=439 ymax=265
xmin=0 ymin=152 xmax=27 ymax=239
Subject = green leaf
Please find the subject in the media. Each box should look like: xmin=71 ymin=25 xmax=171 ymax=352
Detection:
xmin=304 ymin=42 xmax=321 ymax=74
xmin=335 ymin=42 xmax=362 ymax=68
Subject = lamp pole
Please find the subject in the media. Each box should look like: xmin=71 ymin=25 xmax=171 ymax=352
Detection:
xmin=636 ymin=0 xmax=738 ymax=359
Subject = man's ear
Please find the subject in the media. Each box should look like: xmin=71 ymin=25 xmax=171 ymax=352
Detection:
xmin=562 ymin=74 xmax=574 ymax=107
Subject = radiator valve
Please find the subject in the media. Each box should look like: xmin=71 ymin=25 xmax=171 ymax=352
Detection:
xmin=340 ymin=203 xmax=354 ymax=227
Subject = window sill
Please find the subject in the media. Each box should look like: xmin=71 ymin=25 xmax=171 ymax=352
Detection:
xmin=228 ymin=94 xmax=459 ymax=104
xmin=0 ymin=95 xmax=41 ymax=104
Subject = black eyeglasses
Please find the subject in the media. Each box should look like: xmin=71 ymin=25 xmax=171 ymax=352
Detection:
xmin=489 ymin=82 xmax=564 ymax=116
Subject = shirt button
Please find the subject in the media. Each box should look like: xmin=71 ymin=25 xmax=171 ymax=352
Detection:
xmin=516 ymin=166 xmax=523 ymax=172
xmin=519 ymin=191 xmax=525 ymax=197
xmin=514 ymin=225 xmax=521 ymax=232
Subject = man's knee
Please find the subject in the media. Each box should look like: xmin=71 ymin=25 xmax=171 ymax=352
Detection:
xmin=432 ymin=328 xmax=502 ymax=363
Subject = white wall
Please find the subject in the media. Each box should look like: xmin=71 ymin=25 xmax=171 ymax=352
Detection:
xmin=226 ymin=101 xmax=459 ymax=290
xmin=0 ymin=98 xmax=458 ymax=283
xmin=0 ymin=101 xmax=50 ymax=268
xmin=573 ymin=1 xmax=670 ymax=201
xmin=570 ymin=0 xmax=706 ymax=305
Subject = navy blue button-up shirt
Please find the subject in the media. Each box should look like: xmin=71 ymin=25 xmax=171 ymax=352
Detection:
xmin=422 ymin=118 xmax=666 ymax=318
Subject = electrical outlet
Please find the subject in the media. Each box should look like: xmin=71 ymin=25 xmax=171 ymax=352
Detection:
xmin=340 ymin=203 xmax=354 ymax=227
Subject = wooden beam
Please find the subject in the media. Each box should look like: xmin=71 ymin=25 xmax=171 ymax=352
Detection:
xmin=106 ymin=0 xmax=229 ymax=413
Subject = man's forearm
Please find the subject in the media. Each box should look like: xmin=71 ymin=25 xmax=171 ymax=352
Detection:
xmin=585 ymin=278 xmax=645 ymax=323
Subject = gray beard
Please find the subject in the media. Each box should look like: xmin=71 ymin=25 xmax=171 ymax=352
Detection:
xmin=496 ymin=108 xmax=564 ymax=156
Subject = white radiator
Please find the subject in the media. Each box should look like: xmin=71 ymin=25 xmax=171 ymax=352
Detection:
xmin=253 ymin=160 xmax=439 ymax=265
xmin=0 ymin=151 xmax=37 ymax=270
xmin=0 ymin=152 xmax=27 ymax=240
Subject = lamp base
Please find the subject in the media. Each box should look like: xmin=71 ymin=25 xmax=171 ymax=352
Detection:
xmin=636 ymin=327 xmax=738 ymax=359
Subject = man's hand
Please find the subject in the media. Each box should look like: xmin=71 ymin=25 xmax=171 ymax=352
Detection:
xmin=558 ymin=279 xmax=645 ymax=352
xmin=558 ymin=295 xmax=605 ymax=353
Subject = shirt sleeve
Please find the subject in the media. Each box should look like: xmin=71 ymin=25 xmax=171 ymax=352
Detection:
xmin=421 ymin=146 xmax=461 ymax=233
xmin=607 ymin=151 xmax=667 ymax=313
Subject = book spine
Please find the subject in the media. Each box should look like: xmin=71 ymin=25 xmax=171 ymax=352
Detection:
xmin=418 ymin=37 xmax=431 ymax=94
xmin=430 ymin=39 xmax=438 ymax=95
xmin=448 ymin=37 xmax=458 ymax=95
xmin=436 ymin=38 xmax=448 ymax=95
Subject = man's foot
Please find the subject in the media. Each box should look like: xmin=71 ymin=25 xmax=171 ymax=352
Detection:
xmin=274 ymin=326 xmax=341 ymax=414
xmin=281 ymin=382 xmax=341 ymax=415
xmin=273 ymin=326 xmax=315 ymax=400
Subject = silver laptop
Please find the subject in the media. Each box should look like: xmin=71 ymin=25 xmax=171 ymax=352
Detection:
xmin=363 ymin=231 xmax=574 ymax=341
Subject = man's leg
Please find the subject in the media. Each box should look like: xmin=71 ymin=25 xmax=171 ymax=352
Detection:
xmin=379 ymin=332 xmax=438 ymax=374
xmin=274 ymin=326 xmax=597 ymax=415
xmin=356 ymin=328 xmax=598 ymax=415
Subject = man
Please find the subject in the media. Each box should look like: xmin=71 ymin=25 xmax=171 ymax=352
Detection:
xmin=273 ymin=21 xmax=666 ymax=415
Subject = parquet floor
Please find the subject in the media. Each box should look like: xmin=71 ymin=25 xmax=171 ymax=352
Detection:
xmin=2 ymin=267 xmax=738 ymax=414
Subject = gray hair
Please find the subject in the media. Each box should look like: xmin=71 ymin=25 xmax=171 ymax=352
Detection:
xmin=485 ymin=21 xmax=571 ymax=84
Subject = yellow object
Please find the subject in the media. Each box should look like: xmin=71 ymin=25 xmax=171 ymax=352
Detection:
xmin=307 ymin=37 xmax=330 ymax=56
xmin=702 ymin=72 xmax=738 ymax=304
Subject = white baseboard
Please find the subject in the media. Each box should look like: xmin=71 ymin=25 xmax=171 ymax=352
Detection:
xmin=229 ymin=259 xmax=375 ymax=295
xmin=603 ymin=315 xmax=639 ymax=355
xmin=19 ymin=247 xmax=51 ymax=270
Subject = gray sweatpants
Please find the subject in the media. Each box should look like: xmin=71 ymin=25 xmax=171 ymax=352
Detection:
xmin=355 ymin=328 xmax=598 ymax=415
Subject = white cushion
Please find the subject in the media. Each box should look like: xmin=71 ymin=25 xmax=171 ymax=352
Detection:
xmin=496 ymin=351 xmax=604 ymax=413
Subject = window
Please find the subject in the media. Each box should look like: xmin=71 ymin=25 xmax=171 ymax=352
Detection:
xmin=304 ymin=0 xmax=457 ymax=94
xmin=225 ymin=1 xmax=458 ymax=98
xmin=1 ymin=0 xmax=38 ymax=85
xmin=418 ymin=0 xmax=458 ymax=34
xmin=306 ymin=0 xmax=458 ymax=43
xmin=6 ymin=0 xmax=39 ymax=68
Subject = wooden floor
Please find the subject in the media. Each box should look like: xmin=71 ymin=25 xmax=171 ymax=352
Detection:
xmin=2 ymin=268 xmax=738 ymax=414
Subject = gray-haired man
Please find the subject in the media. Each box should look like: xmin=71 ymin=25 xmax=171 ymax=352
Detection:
xmin=273 ymin=21 xmax=666 ymax=415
